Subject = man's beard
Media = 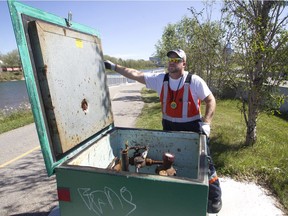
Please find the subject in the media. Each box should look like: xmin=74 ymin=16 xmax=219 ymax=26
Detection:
xmin=168 ymin=65 xmax=181 ymax=74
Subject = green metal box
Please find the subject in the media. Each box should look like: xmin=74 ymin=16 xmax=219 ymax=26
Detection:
xmin=8 ymin=1 xmax=209 ymax=215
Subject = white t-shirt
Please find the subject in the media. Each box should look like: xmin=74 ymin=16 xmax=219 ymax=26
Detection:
xmin=144 ymin=71 xmax=212 ymax=103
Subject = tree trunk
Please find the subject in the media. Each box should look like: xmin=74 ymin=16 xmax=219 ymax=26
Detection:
xmin=245 ymin=88 xmax=259 ymax=146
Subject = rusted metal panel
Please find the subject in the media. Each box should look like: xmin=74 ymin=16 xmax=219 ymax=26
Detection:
xmin=28 ymin=20 xmax=113 ymax=155
xmin=8 ymin=0 xmax=112 ymax=174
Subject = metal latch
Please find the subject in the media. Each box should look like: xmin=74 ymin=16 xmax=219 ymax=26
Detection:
xmin=65 ymin=11 xmax=72 ymax=27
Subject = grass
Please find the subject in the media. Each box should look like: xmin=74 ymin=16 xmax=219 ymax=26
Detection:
xmin=0 ymin=104 xmax=34 ymax=134
xmin=0 ymin=71 xmax=24 ymax=81
xmin=136 ymin=88 xmax=288 ymax=213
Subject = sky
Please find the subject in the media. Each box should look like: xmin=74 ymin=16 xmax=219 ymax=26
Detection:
xmin=0 ymin=0 xmax=223 ymax=60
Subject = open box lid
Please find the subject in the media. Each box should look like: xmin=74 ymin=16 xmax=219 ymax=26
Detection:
xmin=8 ymin=0 xmax=114 ymax=176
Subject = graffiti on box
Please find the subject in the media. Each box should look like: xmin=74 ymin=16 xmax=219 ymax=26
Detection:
xmin=78 ymin=186 xmax=137 ymax=216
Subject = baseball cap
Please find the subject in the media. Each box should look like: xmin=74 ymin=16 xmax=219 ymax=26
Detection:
xmin=167 ymin=49 xmax=186 ymax=61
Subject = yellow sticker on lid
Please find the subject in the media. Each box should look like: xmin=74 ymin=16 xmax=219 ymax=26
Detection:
xmin=75 ymin=39 xmax=83 ymax=48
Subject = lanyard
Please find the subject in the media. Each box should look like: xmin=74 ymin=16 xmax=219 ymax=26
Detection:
xmin=170 ymin=76 xmax=183 ymax=109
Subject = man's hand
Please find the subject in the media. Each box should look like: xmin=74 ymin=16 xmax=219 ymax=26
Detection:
xmin=104 ymin=60 xmax=116 ymax=71
xmin=199 ymin=122 xmax=211 ymax=137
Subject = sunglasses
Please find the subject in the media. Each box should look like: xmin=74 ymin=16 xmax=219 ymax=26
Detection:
xmin=168 ymin=58 xmax=183 ymax=63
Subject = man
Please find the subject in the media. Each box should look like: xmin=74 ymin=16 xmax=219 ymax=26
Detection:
xmin=104 ymin=49 xmax=222 ymax=213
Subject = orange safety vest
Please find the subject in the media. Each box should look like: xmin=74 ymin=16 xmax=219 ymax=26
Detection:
xmin=160 ymin=73 xmax=201 ymax=123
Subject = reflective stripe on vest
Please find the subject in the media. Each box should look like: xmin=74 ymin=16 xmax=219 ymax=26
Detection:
xmin=161 ymin=73 xmax=201 ymax=123
xmin=162 ymin=80 xmax=168 ymax=115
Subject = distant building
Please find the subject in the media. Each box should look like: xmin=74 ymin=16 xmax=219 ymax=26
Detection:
xmin=0 ymin=66 xmax=22 ymax=72
xmin=149 ymin=57 xmax=164 ymax=67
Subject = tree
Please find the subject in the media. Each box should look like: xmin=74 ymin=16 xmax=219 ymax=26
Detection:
xmin=103 ymin=55 xmax=156 ymax=72
xmin=155 ymin=15 xmax=225 ymax=87
xmin=222 ymin=0 xmax=288 ymax=145
xmin=155 ymin=23 xmax=179 ymax=60
xmin=186 ymin=14 xmax=226 ymax=89
xmin=1 ymin=49 xmax=21 ymax=66
xmin=154 ymin=0 xmax=228 ymax=93
xmin=0 ymin=52 xmax=3 ymax=67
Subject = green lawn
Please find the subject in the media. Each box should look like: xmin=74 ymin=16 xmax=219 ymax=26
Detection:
xmin=0 ymin=71 xmax=23 ymax=82
xmin=136 ymin=88 xmax=288 ymax=213
xmin=0 ymin=108 xmax=33 ymax=134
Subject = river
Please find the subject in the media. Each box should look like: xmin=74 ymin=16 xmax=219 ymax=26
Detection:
xmin=0 ymin=80 xmax=29 ymax=111
xmin=0 ymin=76 xmax=132 ymax=112
xmin=0 ymin=68 xmax=164 ymax=113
